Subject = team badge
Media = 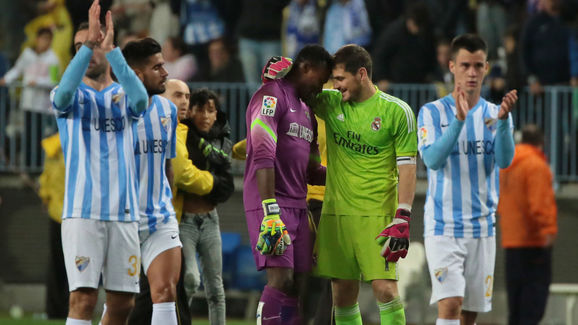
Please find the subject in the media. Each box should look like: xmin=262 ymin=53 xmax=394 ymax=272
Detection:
xmin=112 ymin=92 xmax=124 ymax=104
xmin=261 ymin=96 xmax=277 ymax=117
xmin=75 ymin=256 xmax=90 ymax=272
xmin=434 ymin=267 xmax=448 ymax=282
xmin=161 ymin=117 xmax=170 ymax=131
xmin=484 ymin=117 xmax=497 ymax=131
xmin=371 ymin=117 xmax=382 ymax=131
xmin=336 ymin=113 xmax=345 ymax=121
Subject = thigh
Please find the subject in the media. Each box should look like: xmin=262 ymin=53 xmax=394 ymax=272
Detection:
xmin=352 ymin=216 xmax=397 ymax=281
xmin=425 ymin=236 xmax=467 ymax=305
xmin=462 ymin=237 xmax=495 ymax=313
xmin=62 ymin=218 xmax=106 ymax=291
xmin=315 ymin=214 xmax=360 ymax=280
xmin=102 ymin=221 xmax=141 ymax=293
xmin=198 ymin=212 xmax=224 ymax=282
xmin=141 ymin=217 xmax=182 ymax=275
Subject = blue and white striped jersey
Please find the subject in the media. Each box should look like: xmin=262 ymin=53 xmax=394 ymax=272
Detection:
xmin=51 ymin=82 xmax=141 ymax=222
xmin=418 ymin=94 xmax=514 ymax=238
xmin=134 ymin=95 xmax=178 ymax=235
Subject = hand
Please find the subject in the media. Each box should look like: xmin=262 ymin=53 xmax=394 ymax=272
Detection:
xmin=376 ymin=208 xmax=410 ymax=262
xmin=198 ymin=138 xmax=230 ymax=171
xmin=205 ymin=170 xmax=235 ymax=205
xmin=498 ymin=89 xmax=518 ymax=120
xmin=261 ymin=56 xmax=293 ymax=84
xmin=455 ymin=87 xmax=469 ymax=121
xmin=86 ymin=0 xmax=103 ymax=46
xmin=256 ymin=199 xmax=291 ymax=255
xmin=101 ymin=10 xmax=115 ymax=52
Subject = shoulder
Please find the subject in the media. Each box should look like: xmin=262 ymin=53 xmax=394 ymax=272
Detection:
xmin=377 ymin=91 xmax=412 ymax=112
xmin=419 ymin=97 xmax=447 ymax=117
xmin=316 ymin=89 xmax=342 ymax=105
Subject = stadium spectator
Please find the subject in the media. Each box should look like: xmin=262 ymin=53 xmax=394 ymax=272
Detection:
xmin=520 ymin=0 xmax=571 ymax=94
xmin=149 ymin=0 xmax=179 ymax=46
xmin=162 ymin=36 xmax=197 ymax=81
xmin=243 ymin=45 xmax=331 ymax=324
xmin=50 ymin=1 xmax=148 ymax=323
xmin=111 ymin=0 xmax=153 ymax=39
xmin=122 ymin=37 xmax=181 ymax=325
xmin=476 ymin=0 xmax=507 ymax=61
xmin=426 ymin=0 xmax=472 ymax=39
xmin=283 ymin=0 xmax=321 ymax=59
xmin=237 ymin=0 xmax=289 ymax=83
xmin=201 ymin=38 xmax=244 ymax=82
xmin=0 ymin=27 xmax=60 ymax=166
xmin=179 ymin=88 xmax=234 ymax=323
xmin=38 ymin=132 xmax=68 ymax=319
xmin=322 ymin=0 xmax=371 ymax=55
xmin=417 ymin=34 xmax=517 ymax=325
xmin=431 ymin=38 xmax=453 ymax=96
xmin=372 ymin=1 xmax=436 ymax=90
xmin=497 ymin=124 xmax=557 ymax=325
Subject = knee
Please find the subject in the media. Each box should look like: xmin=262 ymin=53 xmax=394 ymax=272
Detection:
xmin=438 ymin=297 xmax=463 ymax=318
xmin=151 ymin=281 xmax=177 ymax=303
xmin=69 ymin=291 xmax=98 ymax=316
xmin=184 ymin=272 xmax=201 ymax=294
xmin=372 ymin=280 xmax=398 ymax=303
xmin=106 ymin=297 xmax=135 ymax=318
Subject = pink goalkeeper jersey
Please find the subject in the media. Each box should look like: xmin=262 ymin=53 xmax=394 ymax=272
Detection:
xmin=243 ymin=78 xmax=319 ymax=211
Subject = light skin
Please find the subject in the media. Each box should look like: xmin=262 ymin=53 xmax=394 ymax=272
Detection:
xmin=128 ymin=51 xmax=180 ymax=305
xmin=330 ymin=62 xmax=417 ymax=306
xmin=68 ymin=1 xmax=136 ymax=324
xmin=162 ymin=79 xmax=190 ymax=121
xmin=256 ymin=61 xmax=330 ymax=297
xmin=442 ymin=47 xmax=518 ymax=325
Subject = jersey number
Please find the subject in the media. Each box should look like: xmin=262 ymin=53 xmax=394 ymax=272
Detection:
xmin=485 ymin=275 xmax=493 ymax=297
xmin=128 ymin=255 xmax=139 ymax=276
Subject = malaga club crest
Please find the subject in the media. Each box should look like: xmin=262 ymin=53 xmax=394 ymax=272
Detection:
xmin=371 ymin=117 xmax=382 ymax=131
xmin=434 ymin=267 xmax=448 ymax=282
xmin=75 ymin=256 xmax=90 ymax=272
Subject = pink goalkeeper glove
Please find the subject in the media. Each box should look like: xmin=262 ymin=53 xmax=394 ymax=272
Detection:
xmin=376 ymin=208 xmax=411 ymax=262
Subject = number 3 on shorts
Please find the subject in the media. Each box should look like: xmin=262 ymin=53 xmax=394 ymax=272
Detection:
xmin=128 ymin=255 xmax=139 ymax=276
xmin=485 ymin=275 xmax=493 ymax=297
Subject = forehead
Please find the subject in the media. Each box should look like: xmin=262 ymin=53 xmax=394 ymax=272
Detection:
xmin=194 ymin=99 xmax=216 ymax=110
xmin=74 ymin=30 xmax=88 ymax=44
xmin=146 ymin=52 xmax=165 ymax=66
xmin=454 ymin=49 xmax=487 ymax=63
xmin=332 ymin=64 xmax=353 ymax=77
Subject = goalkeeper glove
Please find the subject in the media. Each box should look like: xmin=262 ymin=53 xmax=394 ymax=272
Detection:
xmin=256 ymin=198 xmax=291 ymax=255
xmin=198 ymin=138 xmax=231 ymax=171
xmin=376 ymin=208 xmax=411 ymax=262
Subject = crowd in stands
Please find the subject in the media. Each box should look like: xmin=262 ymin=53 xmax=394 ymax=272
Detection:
xmin=0 ymin=0 xmax=576 ymax=91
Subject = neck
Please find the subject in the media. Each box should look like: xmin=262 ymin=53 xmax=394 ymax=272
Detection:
xmin=355 ymin=80 xmax=377 ymax=103
xmin=83 ymin=72 xmax=114 ymax=91
xmin=452 ymin=88 xmax=481 ymax=109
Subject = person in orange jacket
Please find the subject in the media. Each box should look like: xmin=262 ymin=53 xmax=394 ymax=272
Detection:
xmin=497 ymin=124 xmax=557 ymax=325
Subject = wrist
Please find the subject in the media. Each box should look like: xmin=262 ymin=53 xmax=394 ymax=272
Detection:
xmin=84 ymin=41 xmax=97 ymax=49
xmin=262 ymin=198 xmax=280 ymax=217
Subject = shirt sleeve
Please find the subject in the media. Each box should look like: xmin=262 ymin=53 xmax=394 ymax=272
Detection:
xmin=526 ymin=160 xmax=558 ymax=236
xmin=2 ymin=49 xmax=29 ymax=84
xmin=418 ymin=103 xmax=464 ymax=170
xmin=247 ymin=84 xmax=287 ymax=169
xmin=52 ymin=45 xmax=93 ymax=112
xmin=105 ymin=47 xmax=148 ymax=116
xmin=172 ymin=126 xmax=214 ymax=195
xmin=494 ymin=114 xmax=515 ymax=168
xmin=168 ymin=103 xmax=178 ymax=159
xmin=312 ymin=89 xmax=340 ymax=120
xmin=393 ymin=100 xmax=418 ymax=157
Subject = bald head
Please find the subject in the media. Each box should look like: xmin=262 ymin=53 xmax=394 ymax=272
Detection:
xmin=162 ymin=79 xmax=190 ymax=121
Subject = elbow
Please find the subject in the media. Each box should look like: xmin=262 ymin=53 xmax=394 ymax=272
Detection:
xmin=497 ymin=154 xmax=514 ymax=169
xmin=53 ymin=92 xmax=73 ymax=110
xmin=423 ymin=157 xmax=442 ymax=170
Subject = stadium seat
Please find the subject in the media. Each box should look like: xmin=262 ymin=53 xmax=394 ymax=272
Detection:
xmin=232 ymin=245 xmax=266 ymax=290
xmin=221 ymin=232 xmax=242 ymax=288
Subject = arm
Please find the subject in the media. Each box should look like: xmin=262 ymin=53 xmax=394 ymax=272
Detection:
xmin=105 ymin=48 xmax=148 ymax=114
xmin=526 ymin=163 xmax=558 ymax=242
xmin=52 ymin=46 xmax=93 ymax=110
xmin=165 ymin=159 xmax=174 ymax=190
xmin=421 ymin=118 xmax=464 ymax=170
xmin=2 ymin=49 xmax=29 ymax=84
xmin=495 ymin=90 xmax=518 ymax=168
xmin=172 ymin=128 xmax=214 ymax=195
xmin=307 ymin=121 xmax=326 ymax=186
xmin=398 ymin=164 xmax=416 ymax=208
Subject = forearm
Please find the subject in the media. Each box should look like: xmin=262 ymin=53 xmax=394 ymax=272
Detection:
xmin=165 ymin=159 xmax=174 ymax=190
xmin=105 ymin=48 xmax=148 ymax=114
xmin=53 ymin=45 xmax=92 ymax=110
xmin=422 ymin=119 xmax=464 ymax=170
xmin=256 ymin=168 xmax=275 ymax=200
xmin=398 ymin=163 xmax=416 ymax=208
xmin=494 ymin=119 xmax=514 ymax=168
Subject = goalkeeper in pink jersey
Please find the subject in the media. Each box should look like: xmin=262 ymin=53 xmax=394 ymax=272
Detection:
xmin=243 ymin=45 xmax=333 ymax=325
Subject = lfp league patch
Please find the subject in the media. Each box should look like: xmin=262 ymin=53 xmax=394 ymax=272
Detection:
xmin=261 ymin=96 xmax=277 ymax=117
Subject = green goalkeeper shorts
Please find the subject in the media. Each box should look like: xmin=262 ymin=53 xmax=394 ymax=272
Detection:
xmin=314 ymin=214 xmax=398 ymax=281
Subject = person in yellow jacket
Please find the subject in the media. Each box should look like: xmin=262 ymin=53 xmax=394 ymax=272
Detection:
xmin=38 ymin=132 xmax=69 ymax=319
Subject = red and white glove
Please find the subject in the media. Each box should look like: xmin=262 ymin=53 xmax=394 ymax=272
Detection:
xmin=376 ymin=208 xmax=411 ymax=262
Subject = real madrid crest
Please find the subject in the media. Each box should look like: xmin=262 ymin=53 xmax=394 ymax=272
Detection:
xmin=371 ymin=117 xmax=381 ymax=131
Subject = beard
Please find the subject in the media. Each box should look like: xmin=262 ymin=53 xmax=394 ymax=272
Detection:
xmin=85 ymin=64 xmax=107 ymax=80
xmin=146 ymin=83 xmax=166 ymax=96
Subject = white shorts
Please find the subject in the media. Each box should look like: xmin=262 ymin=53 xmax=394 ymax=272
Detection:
xmin=424 ymin=236 xmax=496 ymax=312
xmin=62 ymin=218 xmax=140 ymax=293
xmin=139 ymin=217 xmax=182 ymax=275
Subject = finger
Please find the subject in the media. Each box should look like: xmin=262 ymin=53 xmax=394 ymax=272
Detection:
xmin=106 ymin=10 xmax=113 ymax=32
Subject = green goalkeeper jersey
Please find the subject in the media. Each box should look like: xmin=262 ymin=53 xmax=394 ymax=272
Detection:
xmin=314 ymin=88 xmax=417 ymax=217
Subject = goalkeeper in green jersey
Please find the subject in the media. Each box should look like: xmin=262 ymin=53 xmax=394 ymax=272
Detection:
xmin=312 ymin=44 xmax=418 ymax=325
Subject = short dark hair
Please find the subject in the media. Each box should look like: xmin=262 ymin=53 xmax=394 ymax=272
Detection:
xmin=122 ymin=38 xmax=162 ymax=68
xmin=521 ymin=124 xmax=544 ymax=146
xmin=190 ymin=88 xmax=220 ymax=111
xmin=333 ymin=44 xmax=373 ymax=78
xmin=450 ymin=34 xmax=487 ymax=60
xmin=37 ymin=27 xmax=53 ymax=38
xmin=291 ymin=44 xmax=334 ymax=72
xmin=75 ymin=21 xmax=105 ymax=36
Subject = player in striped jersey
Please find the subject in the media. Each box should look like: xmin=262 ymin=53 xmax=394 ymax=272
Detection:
xmin=50 ymin=1 xmax=148 ymax=324
xmin=417 ymin=34 xmax=517 ymax=325
xmin=121 ymin=38 xmax=181 ymax=325
xmin=313 ymin=45 xmax=417 ymax=325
